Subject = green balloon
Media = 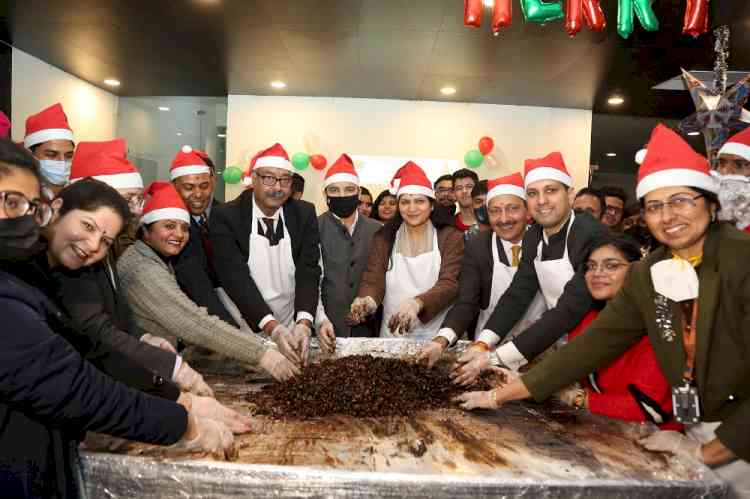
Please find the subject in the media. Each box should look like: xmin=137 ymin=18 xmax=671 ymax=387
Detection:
xmin=617 ymin=0 xmax=658 ymax=39
xmin=222 ymin=166 xmax=243 ymax=184
xmin=291 ymin=152 xmax=310 ymax=171
xmin=520 ymin=0 xmax=564 ymax=24
xmin=464 ymin=150 xmax=484 ymax=169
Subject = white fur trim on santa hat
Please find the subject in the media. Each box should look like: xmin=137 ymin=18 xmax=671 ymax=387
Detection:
xmin=636 ymin=168 xmax=718 ymax=199
xmin=524 ymin=166 xmax=572 ymax=188
xmin=487 ymin=184 xmax=526 ymax=203
xmin=717 ymin=142 xmax=750 ymax=162
xmin=397 ymin=184 xmax=435 ymax=199
xmin=24 ymin=128 xmax=75 ymax=149
xmin=141 ymin=207 xmax=190 ymax=226
xmin=324 ymin=173 xmax=359 ymax=188
xmin=170 ymin=164 xmax=211 ymax=180
xmin=93 ymin=172 xmax=144 ymax=190
xmin=255 ymin=156 xmax=292 ymax=171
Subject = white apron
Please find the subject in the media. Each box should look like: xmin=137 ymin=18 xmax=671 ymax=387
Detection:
xmin=247 ymin=210 xmax=296 ymax=328
xmin=380 ymin=230 xmax=450 ymax=340
xmin=534 ymin=212 xmax=576 ymax=309
xmin=686 ymin=422 xmax=750 ymax=498
xmin=475 ymin=233 xmax=547 ymax=341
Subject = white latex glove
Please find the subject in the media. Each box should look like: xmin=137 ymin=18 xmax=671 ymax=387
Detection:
xmin=182 ymin=393 xmax=252 ymax=434
xmin=387 ymin=298 xmax=422 ymax=335
xmin=270 ymin=324 xmax=301 ymax=366
xmin=316 ymin=319 xmax=336 ymax=354
xmin=416 ymin=339 xmax=446 ymax=369
xmin=452 ymin=389 xmax=499 ymax=411
xmin=174 ymin=362 xmax=214 ymax=398
xmin=348 ymin=296 xmax=377 ymax=325
xmin=170 ymin=415 xmax=236 ymax=460
xmin=259 ymin=348 xmax=300 ymax=382
xmin=140 ymin=333 xmax=177 ymax=354
xmin=450 ymin=351 xmax=491 ymax=386
xmin=292 ymin=322 xmax=312 ymax=367
xmin=639 ymin=431 xmax=703 ymax=462
xmin=555 ymin=383 xmax=585 ymax=408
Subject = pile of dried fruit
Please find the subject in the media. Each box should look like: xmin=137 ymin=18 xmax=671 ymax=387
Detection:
xmin=245 ymin=355 xmax=496 ymax=419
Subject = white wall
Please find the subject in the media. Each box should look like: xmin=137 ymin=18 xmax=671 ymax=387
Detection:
xmin=11 ymin=48 xmax=118 ymax=143
xmin=226 ymin=96 xmax=592 ymax=212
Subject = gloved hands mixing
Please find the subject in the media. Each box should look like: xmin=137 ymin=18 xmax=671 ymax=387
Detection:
xmin=416 ymin=337 xmax=447 ymax=368
xmin=639 ymin=431 xmax=703 ymax=462
xmin=291 ymin=322 xmax=312 ymax=367
xmin=387 ymin=298 xmax=422 ymax=335
xmin=316 ymin=319 xmax=336 ymax=354
xmin=270 ymin=323 xmax=301 ymax=366
xmin=179 ymin=393 xmax=252 ymax=434
xmin=259 ymin=348 xmax=300 ymax=382
xmin=170 ymin=415 xmax=237 ymax=460
xmin=348 ymin=296 xmax=377 ymax=325
xmin=174 ymin=361 xmax=214 ymax=397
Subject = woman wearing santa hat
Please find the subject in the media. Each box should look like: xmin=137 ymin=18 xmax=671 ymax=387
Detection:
xmin=348 ymin=161 xmax=464 ymax=340
xmin=454 ymin=125 xmax=750 ymax=498
xmin=118 ymin=182 xmax=300 ymax=383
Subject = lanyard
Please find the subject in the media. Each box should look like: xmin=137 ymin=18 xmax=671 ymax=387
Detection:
xmin=679 ymin=299 xmax=699 ymax=383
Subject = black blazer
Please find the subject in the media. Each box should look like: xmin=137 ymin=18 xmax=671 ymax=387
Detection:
xmin=441 ymin=230 xmax=510 ymax=336
xmin=210 ymin=191 xmax=321 ymax=329
xmin=484 ymin=211 xmax=608 ymax=362
xmin=174 ymin=200 xmax=239 ymax=327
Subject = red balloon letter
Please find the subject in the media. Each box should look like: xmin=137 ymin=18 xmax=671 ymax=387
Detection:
xmin=683 ymin=0 xmax=709 ymax=38
xmin=582 ymin=0 xmax=606 ymax=32
xmin=492 ymin=0 xmax=512 ymax=35
xmin=464 ymin=0 xmax=483 ymax=28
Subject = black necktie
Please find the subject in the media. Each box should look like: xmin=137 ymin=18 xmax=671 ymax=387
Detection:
xmin=259 ymin=217 xmax=284 ymax=246
xmin=197 ymin=214 xmax=218 ymax=284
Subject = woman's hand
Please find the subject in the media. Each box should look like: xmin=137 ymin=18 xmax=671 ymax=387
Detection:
xmin=316 ymin=320 xmax=336 ymax=354
xmin=348 ymin=296 xmax=377 ymax=325
xmin=416 ymin=337 xmax=448 ymax=368
xmin=387 ymin=298 xmax=422 ymax=335
xmin=450 ymin=352 xmax=491 ymax=386
xmin=452 ymin=377 xmax=531 ymax=411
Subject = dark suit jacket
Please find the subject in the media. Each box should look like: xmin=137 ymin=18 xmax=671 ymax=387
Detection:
xmin=441 ymin=230 xmax=510 ymax=336
xmin=523 ymin=223 xmax=750 ymax=462
xmin=484 ymin=211 xmax=608 ymax=362
xmin=210 ymin=191 xmax=321 ymax=329
xmin=174 ymin=200 xmax=239 ymax=327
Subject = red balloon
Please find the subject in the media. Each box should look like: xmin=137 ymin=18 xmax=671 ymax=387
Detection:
xmin=464 ymin=0 xmax=483 ymax=28
xmin=310 ymin=154 xmax=327 ymax=170
xmin=478 ymin=136 xmax=494 ymax=156
xmin=565 ymin=0 xmax=584 ymax=37
xmin=683 ymin=0 xmax=709 ymax=38
xmin=491 ymin=0 xmax=512 ymax=35
xmin=582 ymin=0 xmax=606 ymax=32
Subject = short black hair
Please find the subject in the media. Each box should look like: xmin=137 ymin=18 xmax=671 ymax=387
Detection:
xmin=584 ymin=232 xmax=642 ymax=267
xmin=359 ymin=186 xmax=372 ymax=198
xmin=55 ymin=178 xmax=131 ymax=229
xmin=434 ymin=174 xmax=453 ymax=189
xmin=452 ymin=168 xmax=479 ymax=185
xmin=471 ymin=179 xmax=488 ymax=198
xmin=575 ymin=187 xmax=605 ymax=213
xmin=371 ymin=189 xmax=397 ymax=222
xmin=0 ymin=138 xmax=45 ymax=189
xmin=201 ymin=154 xmax=216 ymax=175
xmin=291 ymin=173 xmax=305 ymax=194
xmin=601 ymin=186 xmax=627 ymax=205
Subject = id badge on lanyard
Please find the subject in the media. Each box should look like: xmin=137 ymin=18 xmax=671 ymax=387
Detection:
xmin=671 ymin=299 xmax=701 ymax=424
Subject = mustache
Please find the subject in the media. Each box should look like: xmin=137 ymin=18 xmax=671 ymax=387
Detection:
xmin=267 ymin=191 xmax=286 ymax=199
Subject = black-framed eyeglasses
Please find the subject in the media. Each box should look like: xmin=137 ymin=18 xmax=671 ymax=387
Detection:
xmin=585 ymin=260 xmax=629 ymax=274
xmin=255 ymin=173 xmax=293 ymax=187
xmin=0 ymin=191 xmax=52 ymax=226
xmin=642 ymin=194 xmax=703 ymax=218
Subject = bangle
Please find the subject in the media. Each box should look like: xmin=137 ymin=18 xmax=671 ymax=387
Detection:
xmin=489 ymin=388 xmax=499 ymax=409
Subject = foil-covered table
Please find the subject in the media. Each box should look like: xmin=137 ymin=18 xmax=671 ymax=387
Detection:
xmin=80 ymin=338 xmax=729 ymax=498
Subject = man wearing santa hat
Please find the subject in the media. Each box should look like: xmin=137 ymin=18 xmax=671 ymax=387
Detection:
xmin=314 ymin=154 xmax=381 ymax=353
xmin=210 ymin=143 xmax=321 ymax=367
xmin=716 ymin=127 xmax=750 ymax=178
xmin=24 ymin=103 xmax=75 ymax=196
xmin=417 ymin=172 xmax=547 ymax=369
xmin=456 ymin=152 xmax=607 ymax=373
xmin=714 ymin=128 xmax=750 ymax=234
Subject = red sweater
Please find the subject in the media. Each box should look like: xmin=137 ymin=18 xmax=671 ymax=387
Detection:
xmin=569 ymin=310 xmax=682 ymax=431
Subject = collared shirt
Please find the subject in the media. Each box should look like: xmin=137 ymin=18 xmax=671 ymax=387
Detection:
xmin=331 ymin=210 xmax=359 ymax=236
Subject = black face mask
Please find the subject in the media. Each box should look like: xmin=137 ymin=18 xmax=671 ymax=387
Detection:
xmin=327 ymin=194 xmax=359 ymax=218
xmin=0 ymin=215 xmax=42 ymax=260
xmin=474 ymin=205 xmax=489 ymax=225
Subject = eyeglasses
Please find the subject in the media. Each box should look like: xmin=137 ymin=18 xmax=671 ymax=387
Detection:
xmin=585 ymin=259 xmax=629 ymax=274
xmin=256 ymin=173 xmax=293 ymax=187
xmin=642 ymin=194 xmax=703 ymax=218
xmin=0 ymin=191 xmax=52 ymax=226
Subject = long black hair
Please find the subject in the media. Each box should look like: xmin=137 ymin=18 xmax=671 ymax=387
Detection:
xmin=582 ymin=232 xmax=642 ymax=269
xmin=371 ymin=190 xmax=397 ymax=222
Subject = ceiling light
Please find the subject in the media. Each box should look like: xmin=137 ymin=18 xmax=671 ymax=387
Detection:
xmin=158 ymin=106 xmax=170 ymax=111
xmin=687 ymin=131 xmax=701 ymax=136
xmin=217 ymin=133 xmax=226 ymax=138
xmin=483 ymin=0 xmax=494 ymax=6
xmin=176 ymin=132 xmax=183 ymax=136
xmin=103 ymin=78 xmax=120 ymax=87
xmin=606 ymin=152 xmax=617 ymax=157
xmin=607 ymin=96 xmax=624 ymax=105
xmin=270 ymin=80 xmax=287 ymax=89
xmin=440 ymin=86 xmax=457 ymax=96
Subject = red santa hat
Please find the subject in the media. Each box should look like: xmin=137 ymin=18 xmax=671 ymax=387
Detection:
xmin=170 ymin=145 xmax=212 ymax=180
xmin=250 ymin=143 xmax=292 ymax=172
xmin=523 ymin=152 xmax=572 ymax=188
xmin=391 ymin=161 xmax=434 ymax=199
xmin=70 ymin=138 xmax=143 ymax=189
xmin=717 ymin=127 xmax=750 ymax=162
xmin=636 ymin=124 xmax=716 ymax=199
xmin=140 ymin=181 xmax=190 ymax=225
xmin=486 ymin=172 xmax=526 ymax=203
xmin=0 ymin=111 xmax=10 ymax=139
xmin=324 ymin=154 xmax=359 ymax=188
xmin=24 ymin=103 xmax=75 ymax=148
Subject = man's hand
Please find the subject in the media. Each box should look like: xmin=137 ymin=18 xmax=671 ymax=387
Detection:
xmin=450 ymin=351 xmax=491 ymax=386
xmin=259 ymin=348 xmax=301 ymax=382
xmin=292 ymin=321 xmax=312 ymax=367
xmin=316 ymin=319 xmax=336 ymax=354
xmin=270 ymin=324 xmax=301 ymax=365
xmin=416 ymin=337 xmax=448 ymax=369
xmin=170 ymin=415 xmax=237 ymax=460
xmin=452 ymin=389 xmax=499 ymax=411
xmin=174 ymin=362 xmax=214 ymax=398
xmin=639 ymin=431 xmax=703 ymax=462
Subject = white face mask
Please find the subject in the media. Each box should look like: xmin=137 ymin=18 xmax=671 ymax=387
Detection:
xmin=38 ymin=159 xmax=72 ymax=186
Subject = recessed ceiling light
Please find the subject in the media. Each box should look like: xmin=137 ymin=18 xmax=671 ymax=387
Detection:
xmin=440 ymin=86 xmax=457 ymax=96
xmin=483 ymin=0 xmax=494 ymax=6
xmin=687 ymin=131 xmax=701 ymax=136
xmin=607 ymin=96 xmax=625 ymax=105
xmin=270 ymin=80 xmax=287 ymax=89
xmin=158 ymin=106 xmax=170 ymax=111
xmin=103 ymin=78 xmax=120 ymax=87
xmin=217 ymin=133 xmax=227 ymax=138
xmin=606 ymin=152 xmax=617 ymax=157
xmin=176 ymin=132 xmax=183 ymax=136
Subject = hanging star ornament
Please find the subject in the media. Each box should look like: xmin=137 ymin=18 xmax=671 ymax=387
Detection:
xmin=679 ymin=69 xmax=750 ymax=164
